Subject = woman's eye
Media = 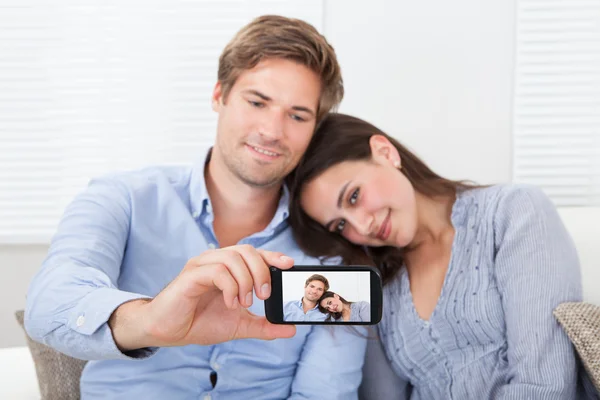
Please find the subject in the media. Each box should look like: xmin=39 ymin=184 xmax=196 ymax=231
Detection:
xmin=335 ymin=219 xmax=346 ymax=233
xmin=349 ymin=188 xmax=359 ymax=205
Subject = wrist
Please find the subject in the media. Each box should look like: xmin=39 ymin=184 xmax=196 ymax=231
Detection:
xmin=109 ymin=298 xmax=154 ymax=351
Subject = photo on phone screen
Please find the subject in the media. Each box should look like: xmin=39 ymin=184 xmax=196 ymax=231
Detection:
xmin=265 ymin=265 xmax=382 ymax=325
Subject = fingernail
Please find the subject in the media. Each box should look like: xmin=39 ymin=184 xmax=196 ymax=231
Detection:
xmin=246 ymin=292 xmax=253 ymax=306
xmin=233 ymin=297 xmax=239 ymax=309
xmin=261 ymin=283 xmax=271 ymax=297
xmin=280 ymin=255 xmax=293 ymax=262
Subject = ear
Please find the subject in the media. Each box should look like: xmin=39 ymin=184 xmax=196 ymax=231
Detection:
xmin=334 ymin=294 xmax=340 ymax=300
xmin=369 ymin=135 xmax=401 ymax=168
xmin=212 ymin=81 xmax=224 ymax=112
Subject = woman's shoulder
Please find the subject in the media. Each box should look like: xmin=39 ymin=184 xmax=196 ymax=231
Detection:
xmin=460 ymin=183 xmax=553 ymax=218
xmin=461 ymin=183 xmax=546 ymax=202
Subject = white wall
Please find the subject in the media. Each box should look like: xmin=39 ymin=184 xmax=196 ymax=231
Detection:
xmin=0 ymin=245 xmax=48 ymax=348
xmin=324 ymin=0 xmax=515 ymax=185
xmin=558 ymin=208 xmax=600 ymax=305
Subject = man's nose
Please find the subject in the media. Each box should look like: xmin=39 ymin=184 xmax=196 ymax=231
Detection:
xmin=259 ymin=109 xmax=285 ymax=140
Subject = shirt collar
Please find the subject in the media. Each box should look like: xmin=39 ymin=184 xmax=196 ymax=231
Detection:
xmin=189 ymin=147 xmax=213 ymax=219
xmin=298 ymin=298 xmax=319 ymax=312
xmin=188 ymin=147 xmax=291 ymax=228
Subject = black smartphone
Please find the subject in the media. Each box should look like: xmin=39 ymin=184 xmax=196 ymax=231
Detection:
xmin=265 ymin=265 xmax=383 ymax=325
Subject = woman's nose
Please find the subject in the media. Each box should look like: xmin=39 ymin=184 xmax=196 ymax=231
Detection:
xmin=346 ymin=210 xmax=374 ymax=236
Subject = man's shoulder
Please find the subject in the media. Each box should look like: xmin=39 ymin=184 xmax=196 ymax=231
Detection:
xmin=90 ymin=164 xmax=193 ymax=197
xmin=283 ymin=300 xmax=299 ymax=308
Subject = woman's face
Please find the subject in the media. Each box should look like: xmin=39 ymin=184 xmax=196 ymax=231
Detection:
xmin=299 ymin=136 xmax=418 ymax=248
xmin=320 ymin=294 xmax=343 ymax=313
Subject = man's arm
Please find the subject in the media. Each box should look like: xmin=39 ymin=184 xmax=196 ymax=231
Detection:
xmin=289 ymin=326 xmax=367 ymax=400
xmin=25 ymin=177 xmax=298 ymax=360
xmin=24 ymin=177 xmax=153 ymax=360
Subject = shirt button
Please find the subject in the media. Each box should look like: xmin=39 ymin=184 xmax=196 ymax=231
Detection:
xmin=76 ymin=315 xmax=85 ymax=327
xmin=208 ymin=243 xmax=216 ymax=249
xmin=192 ymin=211 xmax=200 ymax=219
xmin=212 ymin=362 xmax=220 ymax=371
xmin=203 ymin=395 xmax=211 ymax=400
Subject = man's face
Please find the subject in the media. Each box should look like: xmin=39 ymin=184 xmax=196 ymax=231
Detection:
xmin=211 ymin=58 xmax=321 ymax=188
xmin=304 ymin=280 xmax=326 ymax=302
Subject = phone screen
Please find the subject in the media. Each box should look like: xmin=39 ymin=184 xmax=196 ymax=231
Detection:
xmin=266 ymin=265 xmax=382 ymax=325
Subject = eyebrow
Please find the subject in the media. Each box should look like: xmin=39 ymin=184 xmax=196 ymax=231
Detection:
xmin=243 ymin=89 xmax=316 ymax=117
xmin=325 ymin=180 xmax=351 ymax=231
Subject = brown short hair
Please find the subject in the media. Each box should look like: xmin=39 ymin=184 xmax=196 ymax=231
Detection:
xmin=218 ymin=15 xmax=343 ymax=122
xmin=305 ymin=274 xmax=330 ymax=291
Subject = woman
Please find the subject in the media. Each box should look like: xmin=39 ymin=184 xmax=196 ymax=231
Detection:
xmin=318 ymin=291 xmax=371 ymax=322
xmin=287 ymin=113 xmax=595 ymax=399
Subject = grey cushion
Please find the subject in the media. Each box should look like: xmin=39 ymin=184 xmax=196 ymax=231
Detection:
xmin=554 ymin=302 xmax=600 ymax=396
xmin=15 ymin=310 xmax=87 ymax=400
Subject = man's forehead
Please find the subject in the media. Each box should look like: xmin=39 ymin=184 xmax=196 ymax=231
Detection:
xmin=233 ymin=59 xmax=319 ymax=111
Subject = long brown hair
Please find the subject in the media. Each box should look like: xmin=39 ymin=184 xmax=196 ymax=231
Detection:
xmin=287 ymin=113 xmax=478 ymax=284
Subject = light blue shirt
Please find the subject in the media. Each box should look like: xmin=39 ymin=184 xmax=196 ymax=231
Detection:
xmin=283 ymin=300 xmax=327 ymax=322
xmin=24 ymin=148 xmax=367 ymax=400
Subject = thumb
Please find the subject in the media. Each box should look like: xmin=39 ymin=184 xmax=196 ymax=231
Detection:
xmin=258 ymin=250 xmax=294 ymax=270
xmin=235 ymin=312 xmax=296 ymax=341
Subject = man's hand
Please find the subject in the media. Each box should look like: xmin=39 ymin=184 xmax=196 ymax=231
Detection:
xmin=109 ymin=245 xmax=296 ymax=351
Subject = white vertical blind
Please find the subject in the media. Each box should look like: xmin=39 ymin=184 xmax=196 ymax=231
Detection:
xmin=513 ymin=0 xmax=600 ymax=206
xmin=0 ymin=0 xmax=324 ymax=243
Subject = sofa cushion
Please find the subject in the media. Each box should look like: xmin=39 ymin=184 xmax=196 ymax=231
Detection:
xmin=15 ymin=310 xmax=87 ymax=400
xmin=554 ymin=302 xmax=600 ymax=395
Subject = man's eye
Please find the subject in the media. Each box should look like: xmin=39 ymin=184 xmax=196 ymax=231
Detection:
xmin=290 ymin=114 xmax=306 ymax=122
xmin=248 ymin=100 xmax=264 ymax=108
xmin=349 ymin=188 xmax=359 ymax=205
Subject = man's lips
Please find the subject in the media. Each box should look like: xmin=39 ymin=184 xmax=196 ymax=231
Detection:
xmin=246 ymin=143 xmax=282 ymax=157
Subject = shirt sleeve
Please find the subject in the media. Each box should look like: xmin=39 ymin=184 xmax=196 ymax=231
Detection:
xmin=283 ymin=301 xmax=295 ymax=321
xmin=288 ymin=326 xmax=367 ymax=400
xmin=24 ymin=177 xmax=157 ymax=360
xmin=493 ymin=185 xmax=583 ymax=399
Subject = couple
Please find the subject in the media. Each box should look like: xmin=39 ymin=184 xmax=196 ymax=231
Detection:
xmin=23 ymin=14 xmax=594 ymax=400
xmin=283 ymin=274 xmax=370 ymax=322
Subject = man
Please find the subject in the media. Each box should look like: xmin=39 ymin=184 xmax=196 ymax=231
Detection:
xmin=24 ymin=15 xmax=366 ymax=399
xmin=284 ymin=274 xmax=329 ymax=322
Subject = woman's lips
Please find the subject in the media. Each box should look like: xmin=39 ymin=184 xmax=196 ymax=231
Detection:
xmin=376 ymin=211 xmax=391 ymax=241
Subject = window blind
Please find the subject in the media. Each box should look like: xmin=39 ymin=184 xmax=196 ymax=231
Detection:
xmin=512 ymin=0 xmax=600 ymax=206
xmin=0 ymin=0 xmax=324 ymax=243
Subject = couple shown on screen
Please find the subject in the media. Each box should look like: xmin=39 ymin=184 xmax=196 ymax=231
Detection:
xmin=283 ymin=274 xmax=370 ymax=322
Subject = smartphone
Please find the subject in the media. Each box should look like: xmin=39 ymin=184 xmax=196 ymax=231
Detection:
xmin=265 ymin=265 xmax=383 ymax=325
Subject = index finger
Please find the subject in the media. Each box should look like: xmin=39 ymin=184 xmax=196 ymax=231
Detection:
xmin=256 ymin=249 xmax=294 ymax=270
